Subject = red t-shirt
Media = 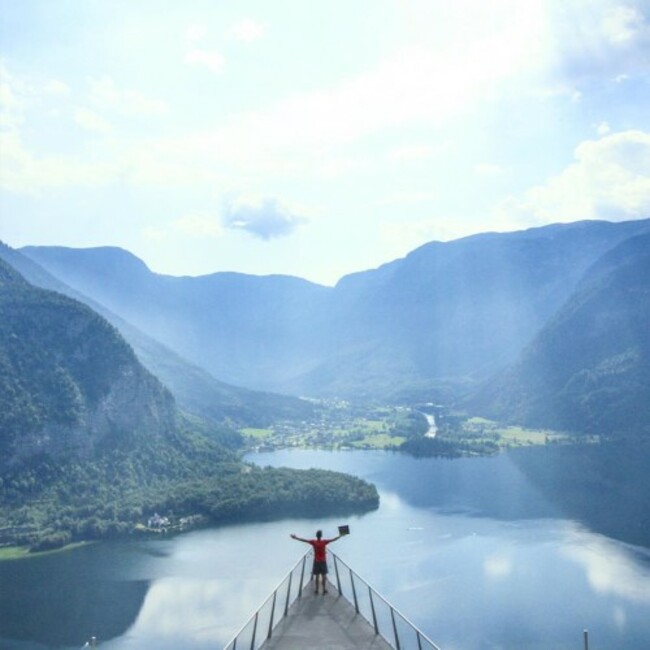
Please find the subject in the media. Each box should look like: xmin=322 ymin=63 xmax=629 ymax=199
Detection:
xmin=309 ymin=538 xmax=331 ymax=562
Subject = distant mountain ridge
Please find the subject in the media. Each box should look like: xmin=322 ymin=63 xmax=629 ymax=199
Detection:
xmin=21 ymin=218 xmax=650 ymax=400
xmin=469 ymin=232 xmax=650 ymax=436
xmin=20 ymin=244 xmax=328 ymax=389
xmin=0 ymin=243 xmax=312 ymax=427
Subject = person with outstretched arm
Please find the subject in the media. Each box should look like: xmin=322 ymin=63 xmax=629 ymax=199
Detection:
xmin=290 ymin=529 xmax=344 ymax=594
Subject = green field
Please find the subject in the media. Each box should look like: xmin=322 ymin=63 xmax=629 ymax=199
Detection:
xmin=462 ymin=417 xmax=567 ymax=446
xmin=238 ymin=409 xmax=570 ymax=455
xmin=0 ymin=546 xmax=31 ymax=560
xmin=351 ymin=433 xmax=405 ymax=449
xmin=241 ymin=427 xmax=273 ymax=439
xmin=0 ymin=541 xmax=90 ymax=561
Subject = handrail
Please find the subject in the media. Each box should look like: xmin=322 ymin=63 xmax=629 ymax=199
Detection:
xmin=222 ymin=548 xmax=442 ymax=650
xmin=222 ymin=549 xmax=311 ymax=650
xmin=330 ymin=550 xmax=442 ymax=650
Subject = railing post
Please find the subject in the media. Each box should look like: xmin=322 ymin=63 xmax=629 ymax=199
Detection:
xmin=298 ymin=554 xmax=307 ymax=599
xmin=284 ymin=571 xmax=293 ymax=617
xmin=583 ymin=629 xmax=589 ymax=650
xmin=267 ymin=590 xmax=277 ymax=640
xmin=249 ymin=612 xmax=258 ymax=650
xmin=350 ymin=568 xmax=359 ymax=614
xmin=333 ymin=554 xmax=342 ymax=595
xmin=368 ymin=585 xmax=379 ymax=634
xmin=224 ymin=550 xmax=442 ymax=650
xmin=391 ymin=607 xmax=401 ymax=650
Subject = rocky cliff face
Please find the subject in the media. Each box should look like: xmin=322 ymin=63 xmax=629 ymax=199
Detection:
xmin=0 ymin=258 xmax=177 ymax=471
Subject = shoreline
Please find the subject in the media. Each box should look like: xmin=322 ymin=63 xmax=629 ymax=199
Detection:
xmin=0 ymin=541 xmax=93 ymax=562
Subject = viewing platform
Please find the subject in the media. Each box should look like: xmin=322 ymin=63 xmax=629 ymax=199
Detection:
xmin=262 ymin=584 xmax=392 ymax=649
xmin=223 ymin=550 xmax=441 ymax=650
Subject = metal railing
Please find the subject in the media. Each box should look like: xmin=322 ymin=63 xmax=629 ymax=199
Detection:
xmin=222 ymin=550 xmax=311 ymax=650
xmin=222 ymin=549 xmax=442 ymax=650
xmin=330 ymin=551 xmax=442 ymax=650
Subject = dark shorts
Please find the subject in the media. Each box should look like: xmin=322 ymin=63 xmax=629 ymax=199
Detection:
xmin=312 ymin=560 xmax=328 ymax=575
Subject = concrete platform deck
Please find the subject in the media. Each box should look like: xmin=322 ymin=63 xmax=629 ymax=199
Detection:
xmin=260 ymin=585 xmax=393 ymax=650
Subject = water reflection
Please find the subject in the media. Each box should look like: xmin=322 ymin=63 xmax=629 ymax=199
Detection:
xmin=511 ymin=444 xmax=650 ymax=548
xmin=0 ymin=544 xmax=148 ymax=648
xmin=103 ymin=523 xmax=329 ymax=650
xmin=115 ymin=577 xmax=227 ymax=648
xmin=562 ymin=532 xmax=650 ymax=603
xmin=2 ymin=450 xmax=650 ymax=650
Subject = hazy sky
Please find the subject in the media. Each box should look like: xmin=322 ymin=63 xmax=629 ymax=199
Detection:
xmin=1 ymin=0 xmax=649 ymax=285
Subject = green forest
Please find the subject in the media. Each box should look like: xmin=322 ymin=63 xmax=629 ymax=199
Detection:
xmin=0 ymin=258 xmax=378 ymax=553
xmin=0 ymin=421 xmax=378 ymax=552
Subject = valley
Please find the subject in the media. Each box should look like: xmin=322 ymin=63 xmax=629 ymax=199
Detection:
xmin=2 ymin=218 xmax=650 ymax=560
xmin=239 ymin=399 xmax=574 ymax=455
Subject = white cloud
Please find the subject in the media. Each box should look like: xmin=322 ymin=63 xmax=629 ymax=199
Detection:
xmin=74 ymin=107 xmax=112 ymax=133
xmin=387 ymin=145 xmax=438 ymax=162
xmin=221 ymin=195 xmax=308 ymax=240
xmin=176 ymin=29 xmax=538 ymax=168
xmin=548 ymin=0 xmax=650 ymax=83
xmin=375 ymin=191 xmax=437 ymax=207
xmin=494 ymin=130 xmax=650 ymax=227
xmin=596 ymin=121 xmax=611 ymax=135
xmin=185 ymin=24 xmax=207 ymax=43
xmin=475 ymin=163 xmax=505 ymax=176
xmin=173 ymin=214 xmax=223 ymax=238
xmin=0 ymin=62 xmax=24 ymax=130
xmin=0 ymin=130 xmax=116 ymax=193
xmin=89 ymin=76 xmax=168 ymax=116
xmin=184 ymin=49 xmax=225 ymax=74
xmin=230 ymin=19 xmax=265 ymax=43
xmin=44 ymin=79 xmax=70 ymax=96
xmin=601 ymin=5 xmax=645 ymax=44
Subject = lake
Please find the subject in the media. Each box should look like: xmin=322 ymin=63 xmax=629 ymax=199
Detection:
xmin=1 ymin=448 xmax=650 ymax=649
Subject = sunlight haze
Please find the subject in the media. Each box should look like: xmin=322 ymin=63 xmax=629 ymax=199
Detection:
xmin=1 ymin=0 xmax=649 ymax=285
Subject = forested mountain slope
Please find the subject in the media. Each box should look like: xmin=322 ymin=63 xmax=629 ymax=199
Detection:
xmin=0 ymin=261 xmax=377 ymax=550
xmin=0 ymin=257 xmax=177 ymax=470
xmin=0 ymin=243 xmax=312 ymax=426
xmin=470 ymin=233 xmax=650 ymax=436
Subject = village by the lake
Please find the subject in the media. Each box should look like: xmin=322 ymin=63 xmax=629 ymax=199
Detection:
xmin=240 ymin=399 xmax=572 ymax=453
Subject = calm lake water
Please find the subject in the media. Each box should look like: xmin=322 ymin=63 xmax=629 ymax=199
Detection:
xmin=1 ymin=449 xmax=650 ymax=650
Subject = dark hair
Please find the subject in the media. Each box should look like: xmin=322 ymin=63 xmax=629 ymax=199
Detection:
xmin=316 ymin=530 xmax=322 ymax=539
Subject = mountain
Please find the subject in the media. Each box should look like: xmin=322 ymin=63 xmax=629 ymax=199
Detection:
xmin=469 ymin=233 xmax=650 ymax=436
xmin=20 ymin=218 xmax=650 ymax=399
xmin=0 ymin=257 xmax=177 ymax=470
xmin=0 ymin=243 xmax=312 ymax=426
xmin=0 ymin=260 xmax=378 ymax=551
xmin=19 ymin=244 xmax=330 ymax=391
xmin=321 ymin=218 xmax=650 ymax=387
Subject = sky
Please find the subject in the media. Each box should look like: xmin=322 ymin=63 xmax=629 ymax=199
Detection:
xmin=1 ymin=0 xmax=649 ymax=286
